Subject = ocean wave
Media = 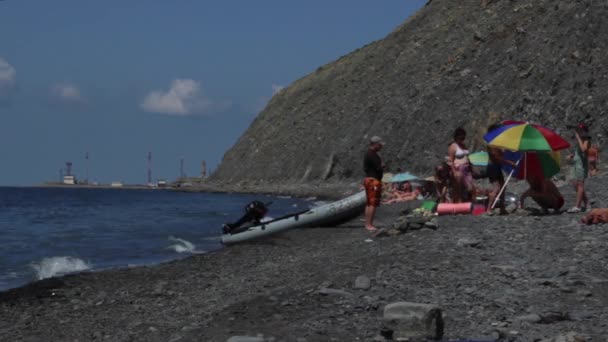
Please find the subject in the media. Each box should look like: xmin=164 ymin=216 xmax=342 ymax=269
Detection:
xmin=31 ymin=256 xmax=91 ymax=280
xmin=167 ymin=236 xmax=196 ymax=253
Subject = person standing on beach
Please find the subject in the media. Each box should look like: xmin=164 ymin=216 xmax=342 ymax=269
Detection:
xmin=363 ymin=136 xmax=384 ymax=232
xmin=588 ymin=143 xmax=599 ymax=176
xmin=486 ymin=123 xmax=517 ymax=214
xmin=447 ymin=127 xmax=475 ymax=203
xmin=567 ymin=123 xmax=590 ymax=213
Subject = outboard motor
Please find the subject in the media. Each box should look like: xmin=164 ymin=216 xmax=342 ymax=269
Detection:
xmin=222 ymin=200 xmax=270 ymax=234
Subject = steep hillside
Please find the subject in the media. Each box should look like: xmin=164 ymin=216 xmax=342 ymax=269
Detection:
xmin=212 ymin=0 xmax=608 ymax=185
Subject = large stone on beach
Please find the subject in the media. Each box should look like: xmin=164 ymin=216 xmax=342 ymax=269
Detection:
xmin=515 ymin=313 xmax=542 ymax=323
xmin=539 ymin=331 xmax=587 ymax=342
xmin=392 ymin=212 xmax=435 ymax=232
xmin=318 ymin=287 xmax=355 ymax=298
xmin=392 ymin=216 xmax=410 ymax=231
xmin=457 ymin=237 xmax=482 ymax=247
xmin=354 ymin=275 xmax=371 ymax=290
xmin=383 ymin=301 xmax=444 ymax=340
xmin=226 ymin=336 xmax=265 ymax=342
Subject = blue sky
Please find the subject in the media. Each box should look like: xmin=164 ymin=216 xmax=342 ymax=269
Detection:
xmin=0 ymin=0 xmax=427 ymax=185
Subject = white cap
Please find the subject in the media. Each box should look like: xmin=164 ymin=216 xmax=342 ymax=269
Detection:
xmin=370 ymin=136 xmax=385 ymax=145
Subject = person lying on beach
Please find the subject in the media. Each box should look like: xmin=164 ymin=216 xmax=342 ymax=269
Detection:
xmin=382 ymin=182 xmax=420 ymax=204
xmin=581 ymin=208 xmax=608 ymax=224
xmin=519 ymin=176 xmax=564 ymax=213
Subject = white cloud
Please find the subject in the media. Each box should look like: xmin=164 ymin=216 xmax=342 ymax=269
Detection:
xmin=50 ymin=82 xmax=84 ymax=102
xmin=141 ymin=79 xmax=224 ymax=116
xmin=0 ymin=57 xmax=16 ymax=93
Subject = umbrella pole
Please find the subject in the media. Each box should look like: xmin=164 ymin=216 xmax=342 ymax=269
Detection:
xmin=524 ymin=152 xmax=527 ymax=179
xmin=490 ymin=158 xmax=521 ymax=210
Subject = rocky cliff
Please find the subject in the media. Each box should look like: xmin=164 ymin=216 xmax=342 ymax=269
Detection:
xmin=212 ymin=0 xmax=608 ymax=186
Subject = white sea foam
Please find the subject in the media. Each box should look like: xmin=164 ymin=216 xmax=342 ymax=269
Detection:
xmin=168 ymin=236 xmax=196 ymax=253
xmin=32 ymin=256 xmax=91 ymax=280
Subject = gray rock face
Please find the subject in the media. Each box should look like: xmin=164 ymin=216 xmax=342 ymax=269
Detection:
xmin=383 ymin=301 xmax=444 ymax=340
xmin=212 ymin=0 xmax=608 ymax=186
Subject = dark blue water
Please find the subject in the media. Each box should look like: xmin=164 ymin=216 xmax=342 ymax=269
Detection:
xmin=0 ymin=187 xmax=314 ymax=291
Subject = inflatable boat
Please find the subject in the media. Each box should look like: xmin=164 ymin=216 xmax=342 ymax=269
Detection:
xmin=221 ymin=191 xmax=366 ymax=245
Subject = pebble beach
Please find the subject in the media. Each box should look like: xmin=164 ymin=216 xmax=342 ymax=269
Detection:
xmin=1 ymin=175 xmax=607 ymax=341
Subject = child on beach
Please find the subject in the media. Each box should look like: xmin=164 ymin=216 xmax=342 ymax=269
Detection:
xmin=588 ymin=143 xmax=599 ymax=176
xmin=567 ymin=124 xmax=590 ymax=213
xmin=434 ymin=162 xmax=452 ymax=203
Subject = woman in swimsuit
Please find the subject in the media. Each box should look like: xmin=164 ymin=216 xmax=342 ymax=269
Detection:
xmin=448 ymin=127 xmax=475 ymax=203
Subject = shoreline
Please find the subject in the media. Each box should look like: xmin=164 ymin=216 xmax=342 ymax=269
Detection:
xmin=173 ymin=180 xmax=364 ymax=201
xmin=22 ymin=180 xmax=363 ymax=201
xmin=1 ymin=177 xmax=607 ymax=340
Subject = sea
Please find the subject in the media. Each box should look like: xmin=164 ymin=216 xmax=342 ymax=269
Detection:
xmin=0 ymin=187 xmax=316 ymax=292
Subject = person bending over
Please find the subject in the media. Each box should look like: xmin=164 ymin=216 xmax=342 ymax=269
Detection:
xmin=519 ymin=176 xmax=564 ymax=214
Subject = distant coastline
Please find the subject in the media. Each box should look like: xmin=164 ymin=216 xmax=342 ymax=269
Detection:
xmin=37 ymin=182 xmax=165 ymax=190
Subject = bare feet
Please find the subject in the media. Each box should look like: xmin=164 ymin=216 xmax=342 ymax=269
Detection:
xmin=365 ymin=226 xmax=378 ymax=232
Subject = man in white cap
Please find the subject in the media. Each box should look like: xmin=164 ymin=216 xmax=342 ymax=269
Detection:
xmin=363 ymin=136 xmax=385 ymax=231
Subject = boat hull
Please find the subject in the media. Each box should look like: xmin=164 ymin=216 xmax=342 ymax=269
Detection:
xmin=221 ymin=191 xmax=366 ymax=245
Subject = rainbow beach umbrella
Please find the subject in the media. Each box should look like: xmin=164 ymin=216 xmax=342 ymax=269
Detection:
xmin=484 ymin=121 xmax=568 ymax=210
xmin=483 ymin=121 xmax=570 ymax=152
xmin=502 ymin=150 xmax=561 ymax=180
